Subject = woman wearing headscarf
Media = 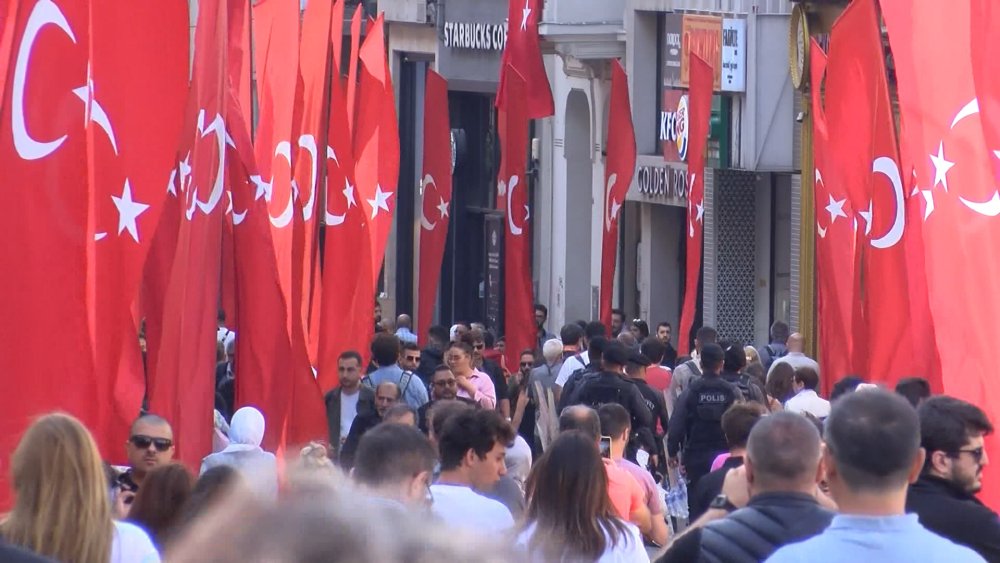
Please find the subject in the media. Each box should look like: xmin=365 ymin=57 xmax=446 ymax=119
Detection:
xmin=200 ymin=407 xmax=277 ymax=496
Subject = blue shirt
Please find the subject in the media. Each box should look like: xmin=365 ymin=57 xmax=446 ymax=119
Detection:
xmin=395 ymin=328 xmax=418 ymax=344
xmin=364 ymin=364 xmax=429 ymax=409
xmin=766 ymin=513 xmax=985 ymax=563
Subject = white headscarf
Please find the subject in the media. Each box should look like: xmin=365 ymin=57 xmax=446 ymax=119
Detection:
xmin=224 ymin=407 xmax=266 ymax=452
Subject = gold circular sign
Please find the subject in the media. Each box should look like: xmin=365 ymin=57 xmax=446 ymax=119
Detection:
xmin=789 ymin=4 xmax=810 ymax=91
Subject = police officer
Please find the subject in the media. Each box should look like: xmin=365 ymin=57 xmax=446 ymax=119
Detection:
xmin=567 ymin=341 xmax=653 ymax=435
xmin=666 ymin=343 xmax=740 ymax=491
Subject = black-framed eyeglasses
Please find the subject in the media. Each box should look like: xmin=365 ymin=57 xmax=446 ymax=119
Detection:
xmin=951 ymin=447 xmax=985 ymax=463
xmin=129 ymin=435 xmax=173 ymax=452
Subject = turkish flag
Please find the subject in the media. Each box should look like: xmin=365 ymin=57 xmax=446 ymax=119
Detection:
xmin=318 ymin=57 xmax=375 ymax=392
xmin=225 ymin=92 xmax=292 ymax=450
xmin=810 ymin=39 xmax=857 ymax=394
xmin=89 ymin=0 xmax=190 ymax=462
xmin=882 ymin=0 xmax=1000 ymax=510
xmin=496 ymin=65 xmax=535 ymax=369
xmin=354 ymin=14 xmax=400 ymax=282
xmin=827 ymin=0 xmax=932 ymax=387
xmin=416 ymin=70 xmax=453 ymax=344
xmin=146 ymin=0 xmax=228 ymax=468
xmin=345 ymin=4 xmax=362 ymax=136
xmin=496 ymin=0 xmax=553 ymax=119
xmin=677 ymin=54 xmax=712 ymax=356
xmin=293 ymin=0 xmax=333 ymax=365
xmin=0 ymin=0 xmax=92 ymax=508
xmin=228 ymin=0 xmax=253 ymax=131
xmin=599 ymin=61 xmax=637 ymax=332
xmin=252 ymin=0 xmax=299 ymax=335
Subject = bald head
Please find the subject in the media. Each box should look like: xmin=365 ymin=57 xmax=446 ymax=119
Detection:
xmin=396 ymin=314 xmax=412 ymax=329
xmin=746 ymin=412 xmax=822 ymax=492
xmin=787 ymin=333 xmax=805 ymax=353
xmin=558 ymin=405 xmax=601 ymax=442
xmin=131 ymin=413 xmax=172 ymax=436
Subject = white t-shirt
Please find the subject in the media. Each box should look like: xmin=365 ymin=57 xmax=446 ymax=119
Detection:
xmin=784 ymin=389 xmax=831 ymax=418
xmin=430 ymin=484 xmax=514 ymax=534
xmin=516 ymin=521 xmax=648 ymax=563
xmin=555 ymin=351 xmax=590 ymax=387
xmin=216 ymin=327 xmax=235 ymax=348
xmin=340 ymin=390 xmax=361 ymax=446
xmin=111 ymin=521 xmax=160 ymax=563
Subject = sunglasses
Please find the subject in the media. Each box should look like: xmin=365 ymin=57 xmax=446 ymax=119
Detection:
xmin=520 ymin=362 xmax=533 ymax=368
xmin=129 ymin=435 xmax=173 ymax=452
xmin=433 ymin=379 xmax=458 ymax=387
xmin=952 ymin=447 xmax=985 ymax=463
xmin=472 ymin=343 xmax=485 ymax=350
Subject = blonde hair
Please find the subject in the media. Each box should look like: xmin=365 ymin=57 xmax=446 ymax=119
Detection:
xmin=1 ymin=413 xmax=113 ymax=562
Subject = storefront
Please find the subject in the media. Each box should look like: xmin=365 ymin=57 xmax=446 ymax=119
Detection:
xmin=626 ymin=1 xmax=795 ymax=348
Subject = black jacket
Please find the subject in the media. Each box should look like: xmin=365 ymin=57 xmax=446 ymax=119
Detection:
xmin=416 ymin=347 xmax=444 ymax=386
xmin=667 ymin=375 xmax=740 ymax=457
xmin=657 ymin=492 xmax=834 ymax=563
xmin=567 ymin=370 xmax=654 ymax=432
xmin=338 ymin=411 xmax=382 ymax=470
xmin=324 ymin=386 xmax=376 ymax=461
xmin=690 ymin=456 xmax=744 ymax=521
xmin=906 ymin=474 xmax=1000 ymax=562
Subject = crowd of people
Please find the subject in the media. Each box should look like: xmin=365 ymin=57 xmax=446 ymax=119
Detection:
xmin=0 ymin=311 xmax=996 ymax=562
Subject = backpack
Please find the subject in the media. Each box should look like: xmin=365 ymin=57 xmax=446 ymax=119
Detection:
xmin=735 ymin=373 xmax=766 ymax=404
xmin=363 ymin=370 xmax=415 ymax=398
xmin=574 ymin=378 xmax=624 ymax=411
xmin=683 ymin=359 xmax=702 ymax=377
xmin=763 ymin=344 xmax=788 ymax=371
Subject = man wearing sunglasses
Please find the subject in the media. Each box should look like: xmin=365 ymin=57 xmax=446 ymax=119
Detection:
xmin=118 ymin=413 xmax=175 ymax=493
xmin=906 ymin=396 xmax=999 ymax=561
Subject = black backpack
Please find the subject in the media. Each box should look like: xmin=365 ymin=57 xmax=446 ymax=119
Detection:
xmin=735 ymin=373 xmax=766 ymax=404
xmin=574 ymin=378 xmax=624 ymax=411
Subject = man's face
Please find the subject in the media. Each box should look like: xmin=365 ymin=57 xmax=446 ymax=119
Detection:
xmin=520 ymin=354 xmax=534 ymax=377
xmin=338 ymin=357 xmax=362 ymax=390
xmin=611 ymin=314 xmax=624 ymax=334
xmin=400 ymin=349 xmax=421 ymax=372
xmin=534 ymin=309 xmax=546 ymax=328
xmin=947 ymin=433 xmax=989 ymax=493
xmin=446 ymin=348 xmax=472 ymax=375
xmin=431 ymin=370 xmax=459 ymax=400
xmin=657 ymin=325 xmax=670 ymax=344
xmin=472 ymin=340 xmax=486 ymax=362
xmin=374 ymin=304 xmax=382 ymax=323
xmin=125 ymin=421 xmax=175 ymax=475
xmin=629 ymin=324 xmax=642 ymax=339
xmin=468 ymin=441 xmax=507 ymax=490
xmin=375 ymin=387 xmax=399 ymax=417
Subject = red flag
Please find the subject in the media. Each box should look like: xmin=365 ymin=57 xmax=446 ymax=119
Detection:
xmin=226 ymin=93 xmax=292 ymax=450
xmin=496 ymin=65 xmax=534 ymax=369
xmin=89 ymin=0 xmax=190 ymax=461
xmin=355 ymin=14 xmax=400 ymax=282
xmin=293 ymin=0 xmax=332 ymax=364
xmin=318 ymin=59 xmax=375 ymax=392
xmin=331 ymin=0 xmax=344 ymax=74
xmin=827 ymin=0 xmax=930 ymax=387
xmin=147 ymin=0 xmax=228 ymax=468
xmin=599 ymin=61 xmax=637 ymax=331
xmin=496 ymin=0 xmax=553 ymax=119
xmin=0 ymin=0 xmax=93 ymax=507
xmin=417 ymin=70 xmax=453 ymax=343
xmin=228 ymin=0 xmax=252 ymax=130
xmin=810 ymin=40 xmax=856 ymax=395
xmin=345 ymin=5 xmax=362 ymax=136
xmin=252 ymin=0 xmax=298 ymax=333
xmin=883 ymin=0 xmax=1000 ymax=510
xmin=677 ymin=54 xmax=712 ymax=356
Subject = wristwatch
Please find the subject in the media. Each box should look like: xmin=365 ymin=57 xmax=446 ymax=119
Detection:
xmin=709 ymin=494 xmax=738 ymax=513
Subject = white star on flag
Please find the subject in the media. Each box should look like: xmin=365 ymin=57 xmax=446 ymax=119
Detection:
xmin=524 ymin=204 xmax=531 ymax=221
xmin=695 ymin=200 xmax=705 ymax=224
xmin=521 ymin=0 xmax=531 ymax=30
xmin=368 ymin=184 xmax=392 ymax=219
xmin=112 ymin=180 xmax=150 ymax=242
xmin=920 ymin=188 xmax=935 ymax=220
xmin=929 ymin=141 xmax=955 ymax=192
xmin=825 ymin=195 xmax=848 ymax=224
xmin=610 ymin=198 xmax=622 ymax=222
xmin=859 ymin=200 xmax=873 ymax=236
xmin=437 ymin=197 xmax=449 ymax=219
xmin=344 ymin=179 xmax=357 ymax=209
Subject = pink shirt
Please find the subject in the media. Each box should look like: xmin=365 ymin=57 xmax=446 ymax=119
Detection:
xmin=615 ymin=458 xmax=665 ymax=515
xmin=457 ymin=369 xmax=497 ymax=409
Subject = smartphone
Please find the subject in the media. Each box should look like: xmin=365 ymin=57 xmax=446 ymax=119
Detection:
xmin=599 ymin=435 xmax=612 ymax=459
